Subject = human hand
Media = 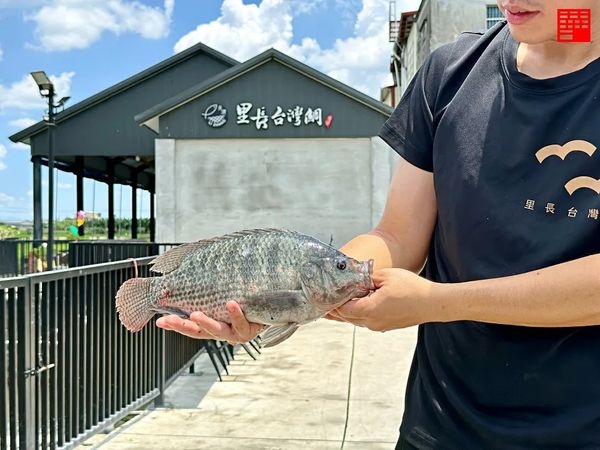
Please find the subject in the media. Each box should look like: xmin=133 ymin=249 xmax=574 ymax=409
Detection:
xmin=326 ymin=268 xmax=443 ymax=331
xmin=155 ymin=301 xmax=265 ymax=344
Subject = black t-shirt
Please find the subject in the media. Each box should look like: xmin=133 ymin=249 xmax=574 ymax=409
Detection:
xmin=379 ymin=21 xmax=600 ymax=449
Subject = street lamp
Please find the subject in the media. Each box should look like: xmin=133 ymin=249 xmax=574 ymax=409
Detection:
xmin=55 ymin=96 xmax=70 ymax=111
xmin=31 ymin=70 xmax=69 ymax=271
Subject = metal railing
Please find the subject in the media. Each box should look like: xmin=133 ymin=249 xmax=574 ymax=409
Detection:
xmin=0 ymin=240 xmax=181 ymax=278
xmin=0 ymin=257 xmax=222 ymax=450
xmin=0 ymin=240 xmax=71 ymax=277
xmin=67 ymin=241 xmax=180 ymax=268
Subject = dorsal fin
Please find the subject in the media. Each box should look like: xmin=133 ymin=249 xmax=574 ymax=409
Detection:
xmin=149 ymin=242 xmax=206 ymax=274
xmin=149 ymin=228 xmax=294 ymax=274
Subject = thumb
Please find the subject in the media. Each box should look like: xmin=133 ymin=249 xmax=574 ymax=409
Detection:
xmin=371 ymin=268 xmax=393 ymax=288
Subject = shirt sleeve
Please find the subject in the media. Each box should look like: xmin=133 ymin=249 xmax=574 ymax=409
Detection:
xmin=379 ymin=44 xmax=454 ymax=173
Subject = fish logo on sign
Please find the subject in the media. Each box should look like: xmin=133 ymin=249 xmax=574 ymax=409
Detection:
xmin=202 ymin=104 xmax=228 ymax=128
xmin=535 ymin=140 xmax=599 ymax=195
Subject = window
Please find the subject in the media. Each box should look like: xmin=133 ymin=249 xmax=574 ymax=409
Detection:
xmin=486 ymin=5 xmax=504 ymax=29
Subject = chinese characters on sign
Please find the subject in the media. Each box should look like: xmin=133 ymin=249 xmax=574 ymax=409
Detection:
xmin=557 ymin=9 xmax=591 ymax=43
xmin=235 ymin=102 xmax=333 ymax=130
xmin=524 ymin=199 xmax=599 ymax=220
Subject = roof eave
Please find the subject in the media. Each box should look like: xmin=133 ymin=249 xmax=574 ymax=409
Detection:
xmin=136 ymin=48 xmax=394 ymax=126
xmin=9 ymin=41 xmax=239 ymax=143
xmin=9 ymin=122 xmax=45 ymax=144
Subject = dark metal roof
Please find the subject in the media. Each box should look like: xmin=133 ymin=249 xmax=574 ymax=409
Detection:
xmin=9 ymin=41 xmax=238 ymax=145
xmin=136 ymin=48 xmax=394 ymax=131
xmin=8 ymin=41 xmax=239 ymax=191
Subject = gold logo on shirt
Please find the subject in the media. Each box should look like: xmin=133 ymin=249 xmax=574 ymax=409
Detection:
xmin=535 ymin=140 xmax=597 ymax=163
xmin=565 ymin=176 xmax=600 ymax=195
xmin=535 ymin=140 xmax=598 ymax=195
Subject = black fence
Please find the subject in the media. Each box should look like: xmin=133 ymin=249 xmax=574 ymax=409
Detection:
xmin=0 ymin=257 xmax=225 ymax=450
xmin=67 ymin=241 xmax=180 ymax=269
xmin=0 ymin=240 xmax=181 ymax=278
xmin=0 ymin=240 xmax=72 ymax=277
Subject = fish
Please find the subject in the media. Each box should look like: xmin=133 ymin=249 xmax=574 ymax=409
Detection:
xmin=115 ymin=228 xmax=374 ymax=347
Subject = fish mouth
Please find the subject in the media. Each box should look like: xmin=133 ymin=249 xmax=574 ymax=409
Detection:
xmin=355 ymin=259 xmax=375 ymax=294
xmin=365 ymin=259 xmax=375 ymax=290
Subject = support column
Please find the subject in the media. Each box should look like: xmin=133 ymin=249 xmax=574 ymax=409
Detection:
xmin=150 ymin=183 xmax=155 ymax=243
xmin=131 ymin=172 xmax=138 ymax=239
xmin=108 ymin=160 xmax=115 ymax=240
xmin=32 ymin=156 xmax=43 ymax=242
xmin=75 ymin=156 xmax=85 ymax=236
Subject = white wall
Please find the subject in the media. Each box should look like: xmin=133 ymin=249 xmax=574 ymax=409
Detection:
xmin=156 ymin=138 xmax=399 ymax=247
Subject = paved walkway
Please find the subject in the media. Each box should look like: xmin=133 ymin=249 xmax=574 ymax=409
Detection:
xmin=91 ymin=320 xmax=417 ymax=450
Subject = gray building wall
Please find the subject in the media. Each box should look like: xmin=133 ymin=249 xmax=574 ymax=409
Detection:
xmin=396 ymin=0 xmax=494 ymax=98
xmin=429 ymin=0 xmax=489 ymax=55
xmin=156 ymin=138 xmax=399 ymax=247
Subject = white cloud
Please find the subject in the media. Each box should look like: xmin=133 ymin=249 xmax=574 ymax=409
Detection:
xmin=173 ymin=0 xmax=421 ymax=98
xmin=0 ymin=45 xmax=3 ymax=62
xmin=0 ymin=144 xmax=7 ymax=171
xmin=291 ymin=0 xmax=325 ymax=14
xmin=0 ymin=193 xmax=16 ymax=204
xmin=0 ymin=71 xmax=75 ymax=111
xmin=174 ymin=0 xmax=292 ymax=61
xmin=9 ymin=117 xmax=37 ymax=129
xmin=9 ymin=142 xmax=30 ymax=151
xmin=58 ymin=182 xmax=73 ymax=189
xmin=26 ymin=0 xmax=174 ymax=52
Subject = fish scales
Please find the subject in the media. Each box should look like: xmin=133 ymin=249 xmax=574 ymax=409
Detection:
xmin=116 ymin=229 xmax=374 ymax=347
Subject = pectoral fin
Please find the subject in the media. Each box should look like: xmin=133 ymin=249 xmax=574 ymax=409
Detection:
xmin=248 ymin=290 xmax=306 ymax=307
xmin=244 ymin=290 xmax=309 ymax=324
xmin=260 ymin=324 xmax=299 ymax=347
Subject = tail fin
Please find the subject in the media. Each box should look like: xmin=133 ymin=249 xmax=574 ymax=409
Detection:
xmin=116 ymin=278 xmax=155 ymax=332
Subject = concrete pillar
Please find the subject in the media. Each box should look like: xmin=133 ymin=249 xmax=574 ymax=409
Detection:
xmin=370 ymin=137 xmax=396 ymax=228
xmin=155 ymin=139 xmax=176 ymax=242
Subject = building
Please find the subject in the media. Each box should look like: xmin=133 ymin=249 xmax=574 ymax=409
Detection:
xmin=10 ymin=44 xmax=397 ymax=247
xmin=384 ymin=0 xmax=504 ymax=106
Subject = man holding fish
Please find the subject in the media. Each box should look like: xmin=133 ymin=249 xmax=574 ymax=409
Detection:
xmin=153 ymin=1 xmax=600 ymax=448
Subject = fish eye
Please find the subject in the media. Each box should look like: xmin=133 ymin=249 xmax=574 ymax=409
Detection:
xmin=336 ymin=260 xmax=347 ymax=271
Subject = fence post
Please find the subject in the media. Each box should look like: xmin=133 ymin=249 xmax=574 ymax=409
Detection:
xmin=155 ymin=328 xmax=165 ymax=407
xmin=18 ymin=279 xmax=36 ymax=448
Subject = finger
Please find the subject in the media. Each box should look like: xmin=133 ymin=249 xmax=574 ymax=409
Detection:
xmin=371 ymin=269 xmax=391 ymax=286
xmin=227 ymin=301 xmax=252 ymax=339
xmin=156 ymin=316 xmax=171 ymax=329
xmin=325 ymin=312 xmax=349 ymax=323
xmin=189 ymin=311 xmax=236 ymax=341
xmin=325 ymin=311 xmax=366 ymax=327
xmin=336 ymin=298 xmax=369 ymax=318
xmin=157 ymin=315 xmax=218 ymax=340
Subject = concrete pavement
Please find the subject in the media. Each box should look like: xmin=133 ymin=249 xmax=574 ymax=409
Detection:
xmin=90 ymin=320 xmax=417 ymax=450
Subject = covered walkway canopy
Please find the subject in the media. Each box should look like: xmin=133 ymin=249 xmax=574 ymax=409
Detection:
xmin=9 ymin=42 xmax=238 ymax=240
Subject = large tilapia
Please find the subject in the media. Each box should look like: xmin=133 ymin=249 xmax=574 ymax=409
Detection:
xmin=116 ymin=229 xmax=374 ymax=347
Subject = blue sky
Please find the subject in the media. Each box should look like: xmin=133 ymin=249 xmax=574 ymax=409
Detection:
xmin=0 ymin=0 xmax=419 ymax=223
